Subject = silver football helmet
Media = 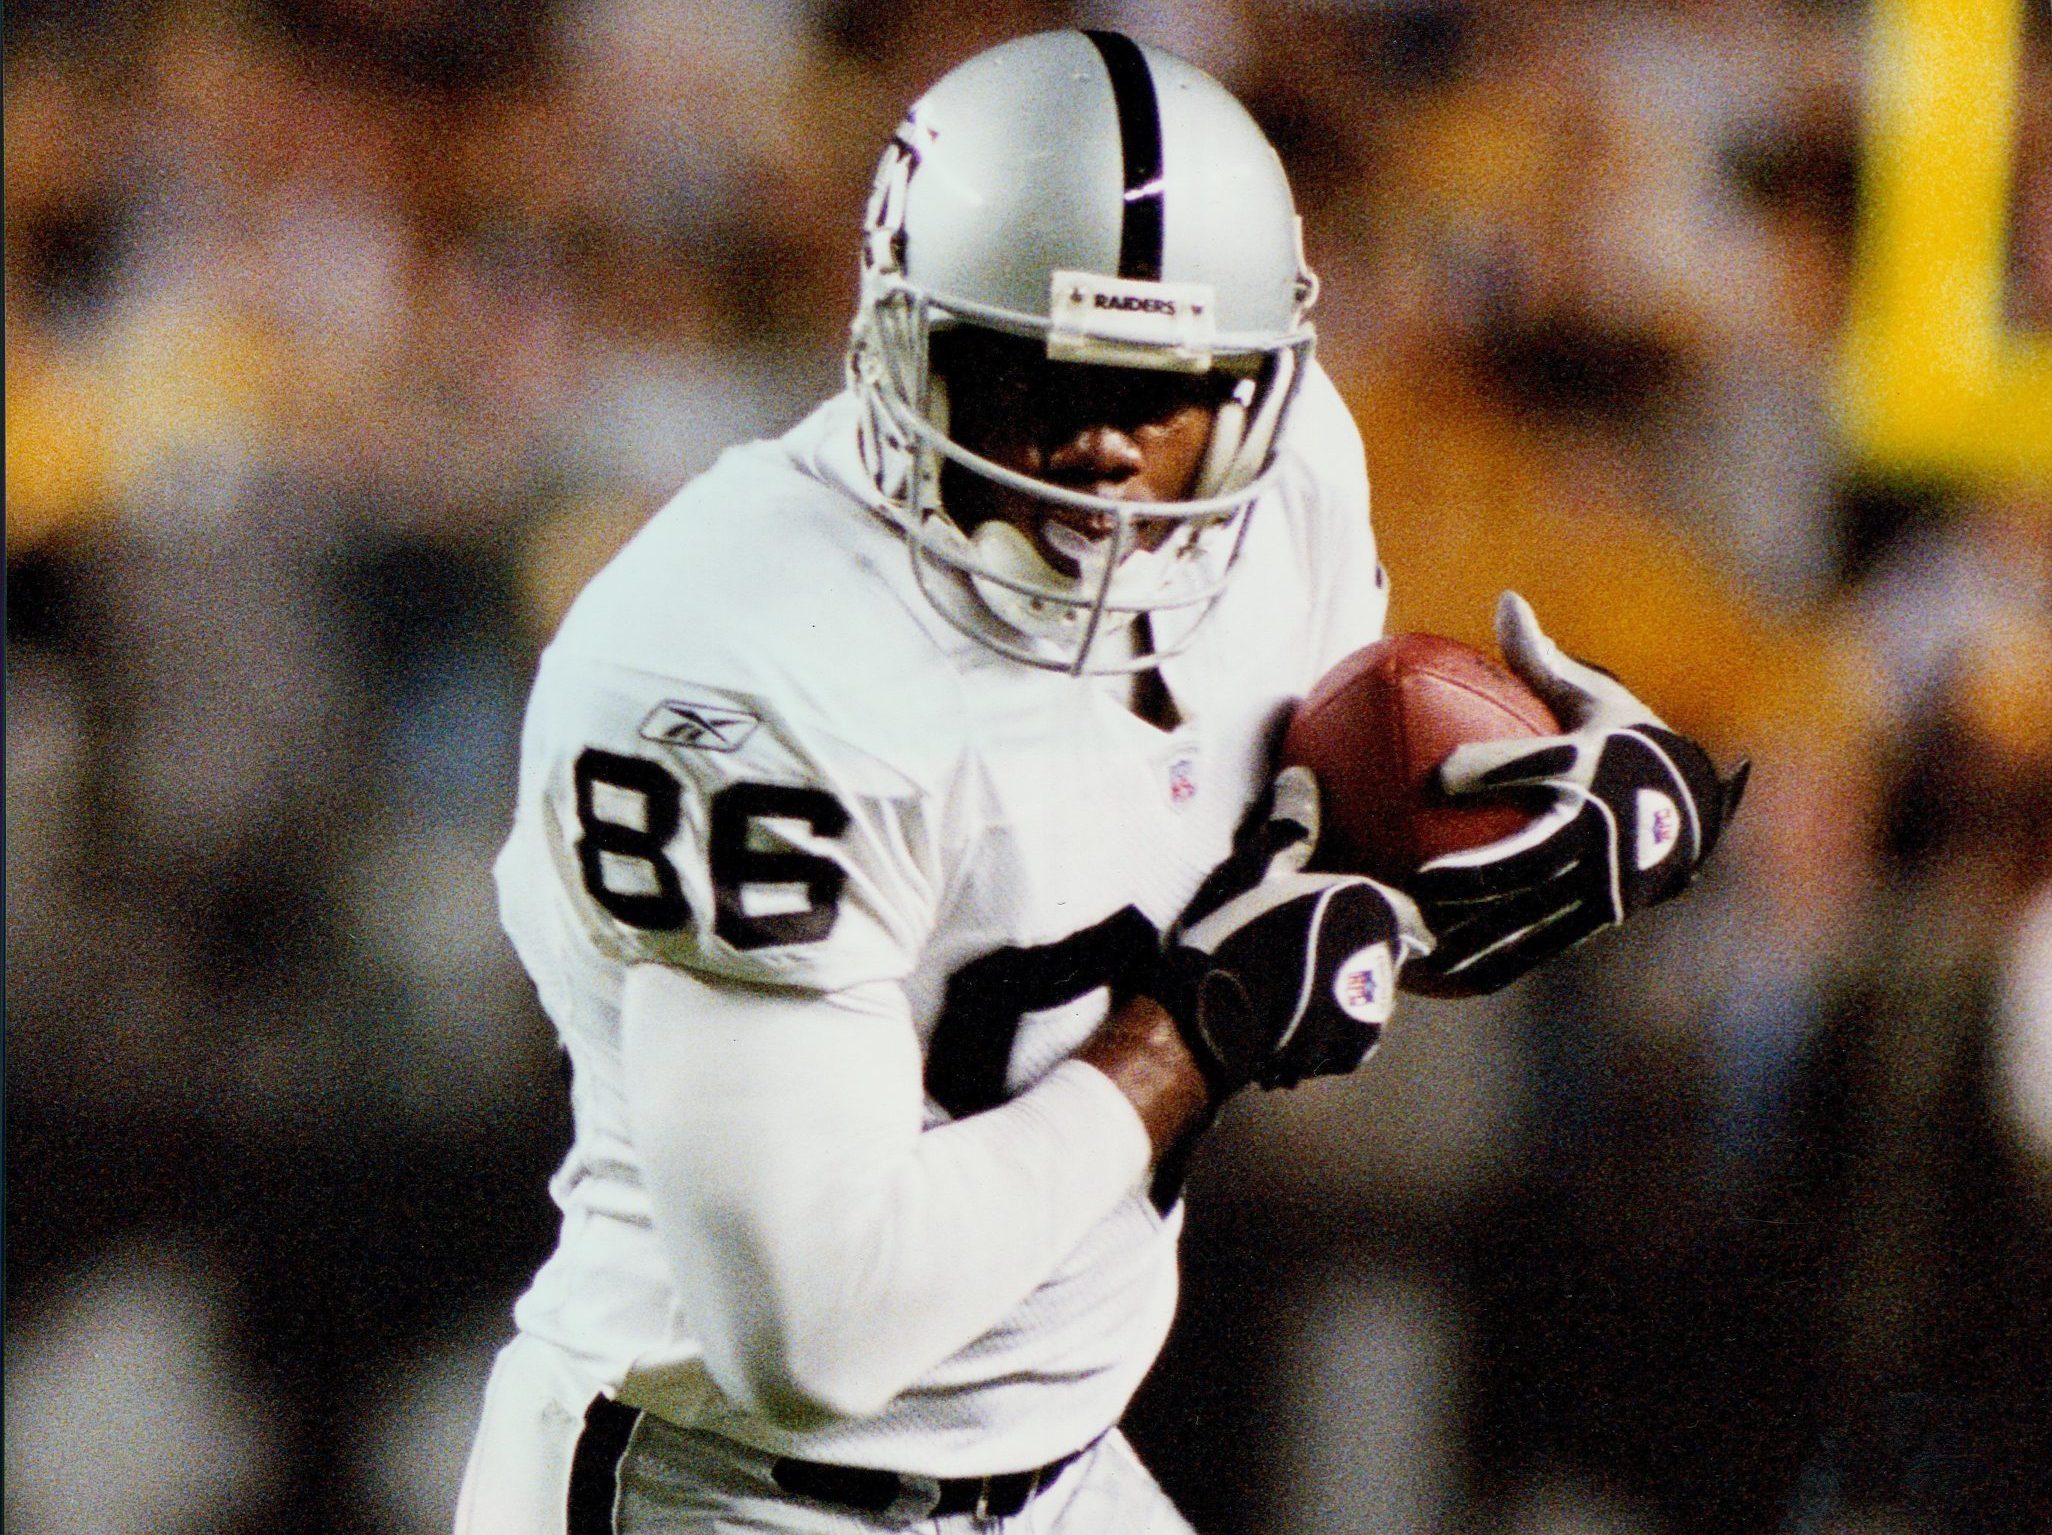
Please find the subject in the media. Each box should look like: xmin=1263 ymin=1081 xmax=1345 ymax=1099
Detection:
xmin=847 ymin=30 xmax=1319 ymax=674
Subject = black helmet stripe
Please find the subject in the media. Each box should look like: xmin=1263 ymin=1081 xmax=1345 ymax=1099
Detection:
xmin=1082 ymin=30 xmax=1165 ymax=281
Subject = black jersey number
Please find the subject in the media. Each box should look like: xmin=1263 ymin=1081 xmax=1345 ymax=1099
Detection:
xmin=924 ymin=906 xmax=1161 ymax=1119
xmin=708 ymin=782 xmax=850 ymax=950
xmin=573 ymin=749 xmax=692 ymax=930
xmin=571 ymin=751 xmax=847 ymax=948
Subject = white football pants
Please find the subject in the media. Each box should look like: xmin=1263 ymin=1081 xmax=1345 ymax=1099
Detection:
xmin=455 ymin=1335 xmax=1199 ymax=1535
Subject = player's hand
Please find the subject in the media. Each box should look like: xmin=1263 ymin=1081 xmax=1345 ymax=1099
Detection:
xmin=1151 ymin=766 xmax=1434 ymax=1096
xmin=1408 ymin=592 xmax=1749 ymax=995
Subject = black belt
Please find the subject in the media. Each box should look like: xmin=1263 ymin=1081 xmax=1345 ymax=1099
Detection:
xmin=771 ymin=1439 xmax=1094 ymax=1520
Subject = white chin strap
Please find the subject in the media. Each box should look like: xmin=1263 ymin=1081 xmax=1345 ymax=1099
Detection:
xmin=965 ymin=518 xmax=1193 ymax=644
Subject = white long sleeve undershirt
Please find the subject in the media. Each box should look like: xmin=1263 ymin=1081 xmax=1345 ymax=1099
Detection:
xmin=621 ymin=962 xmax=1154 ymax=1429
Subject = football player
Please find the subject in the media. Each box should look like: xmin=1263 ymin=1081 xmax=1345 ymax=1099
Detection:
xmin=456 ymin=29 xmax=1739 ymax=1535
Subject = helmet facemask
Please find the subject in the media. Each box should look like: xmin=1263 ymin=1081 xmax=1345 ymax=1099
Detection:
xmin=852 ymin=276 xmax=1312 ymax=676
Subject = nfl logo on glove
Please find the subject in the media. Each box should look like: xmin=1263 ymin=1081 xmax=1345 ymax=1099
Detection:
xmin=1333 ymin=946 xmax=1395 ymax=1024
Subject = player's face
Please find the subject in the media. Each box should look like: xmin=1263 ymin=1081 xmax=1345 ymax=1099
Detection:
xmin=935 ymin=328 xmax=1229 ymax=575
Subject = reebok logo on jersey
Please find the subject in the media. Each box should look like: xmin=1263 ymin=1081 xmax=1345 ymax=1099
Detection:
xmin=1635 ymin=788 xmax=1682 ymax=869
xmin=641 ymin=700 xmax=760 ymax=754
xmin=1332 ymin=944 xmax=1395 ymax=1024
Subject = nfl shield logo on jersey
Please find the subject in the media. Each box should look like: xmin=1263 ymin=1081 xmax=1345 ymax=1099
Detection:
xmin=1167 ymin=755 xmax=1198 ymax=807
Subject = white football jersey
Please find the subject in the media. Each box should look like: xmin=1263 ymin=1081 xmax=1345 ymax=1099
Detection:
xmin=494 ymin=360 xmax=1387 ymax=1474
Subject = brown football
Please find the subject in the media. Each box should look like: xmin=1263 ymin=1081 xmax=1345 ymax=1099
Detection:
xmin=1282 ymin=633 xmax=1560 ymax=980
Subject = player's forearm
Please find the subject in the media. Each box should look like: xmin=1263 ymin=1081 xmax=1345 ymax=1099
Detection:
xmin=1073 ymin=993 xmax=1214 ymax=1158
xmin=755 ymin=1062 xmax=1148 ymax=1423
xmin=623 ymin=964 xmax=1151 ymax=1427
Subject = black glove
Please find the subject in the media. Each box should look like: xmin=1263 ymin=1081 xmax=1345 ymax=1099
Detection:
xmin=1409 ymin=592 xmax=1749 ymax=995
xmin=1151 ymin=766 xmax=1434 ymax=1096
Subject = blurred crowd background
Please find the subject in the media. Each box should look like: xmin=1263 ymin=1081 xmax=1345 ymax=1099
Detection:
xmin=6 ymin=1 xmax=2049 ymax=1532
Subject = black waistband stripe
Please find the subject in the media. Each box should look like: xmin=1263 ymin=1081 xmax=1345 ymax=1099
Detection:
xmin=771 ymin=1438 xmax=1099 ymax=1521
xmin=567 ymin=1396 xmax=641 ymax=1535
xmin=1082 ymin=30 xmax=1165 ymax=282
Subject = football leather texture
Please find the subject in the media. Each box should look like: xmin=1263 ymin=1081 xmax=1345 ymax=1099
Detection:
xmin=1283 ymin=630 xmax=1560 ymax=894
